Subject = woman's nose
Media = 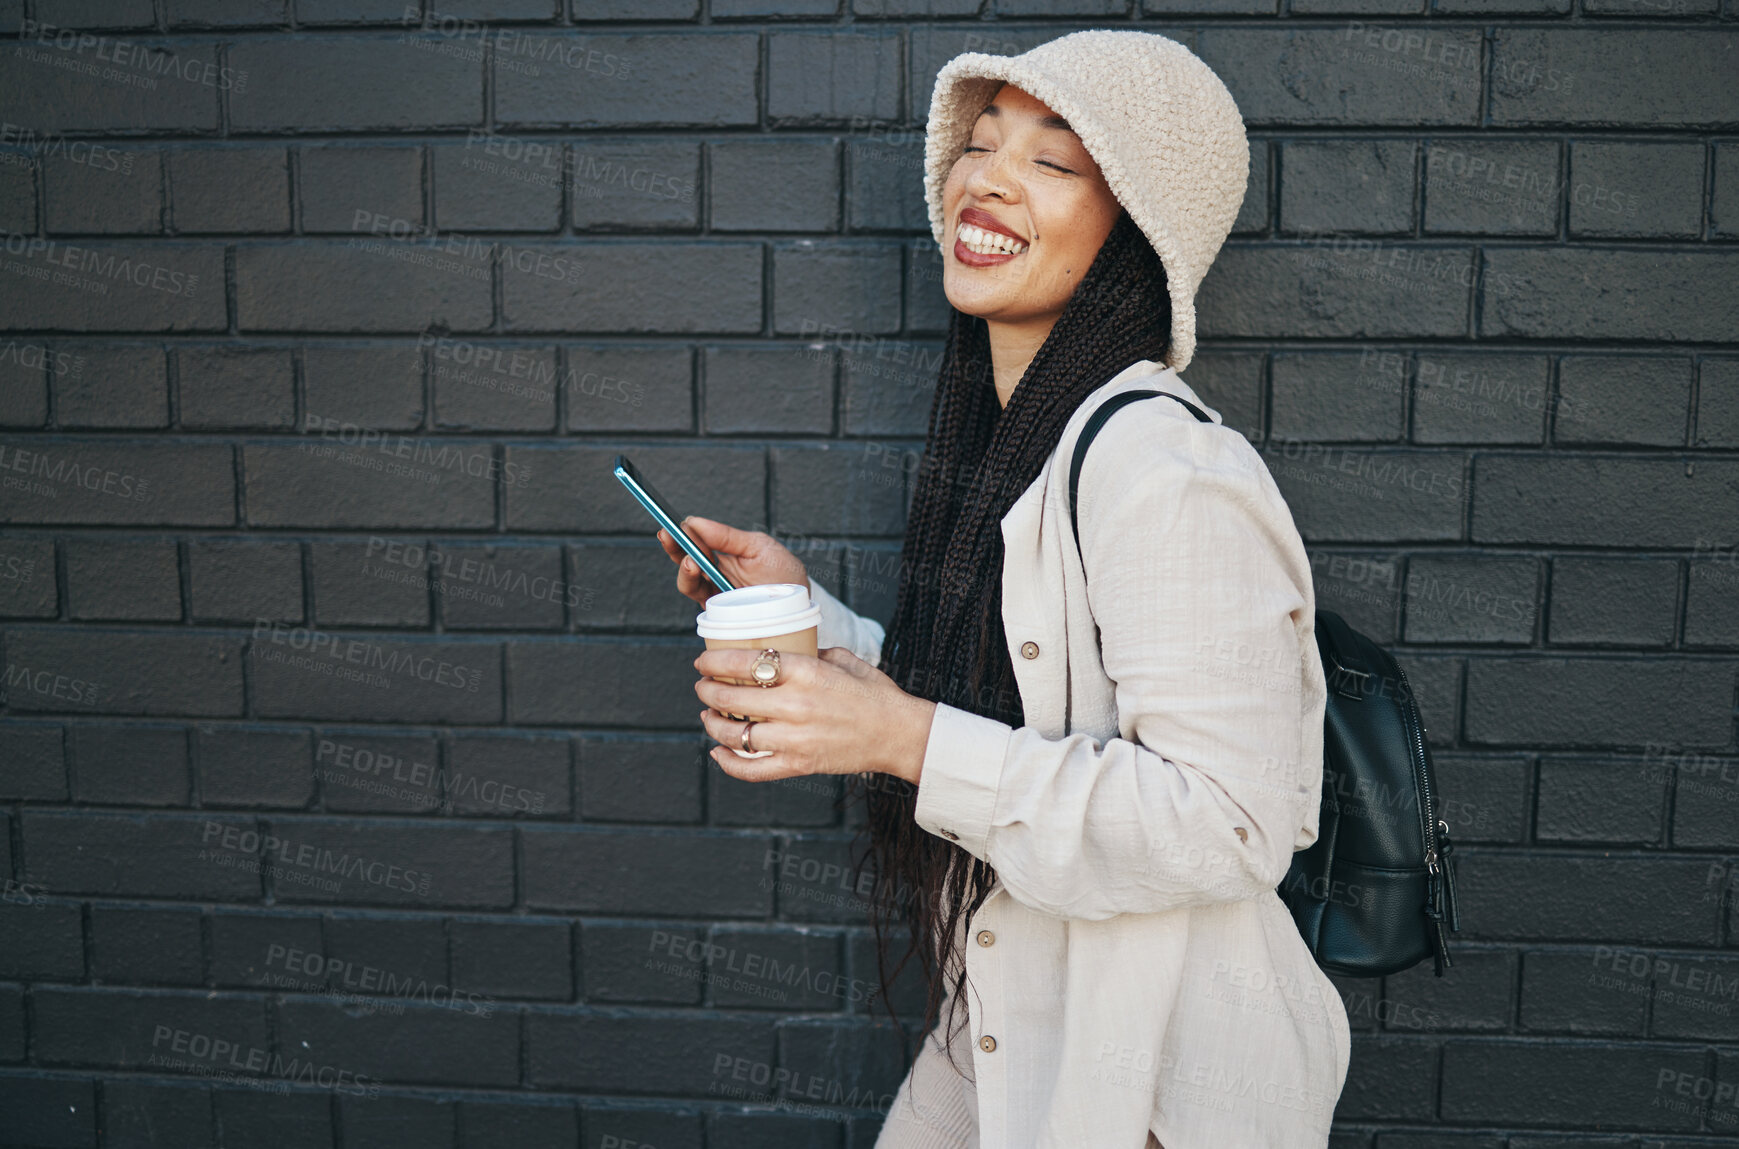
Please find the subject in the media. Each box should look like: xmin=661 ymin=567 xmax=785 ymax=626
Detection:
xmin=964 ymin=149 xmax=1018 ymax=201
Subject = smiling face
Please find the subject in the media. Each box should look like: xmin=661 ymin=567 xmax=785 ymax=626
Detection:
xmin=940 ymin=84 xmax=1123 ymax=326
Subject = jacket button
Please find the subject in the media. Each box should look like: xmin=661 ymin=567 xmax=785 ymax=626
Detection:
xmin=940 ymin=828 xmax=959 ymax=841
xmin=976 ymin=929 xmax=995 ymax=947
xmin=979 ymin=1035 xmax=997 ymax=1052
xmin=1020 ymin=641 xmax=1040 ymax=659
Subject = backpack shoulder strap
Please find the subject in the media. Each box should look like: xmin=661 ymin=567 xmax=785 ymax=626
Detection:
xmin=1067 ymin=389 xmax=1213 ymax=567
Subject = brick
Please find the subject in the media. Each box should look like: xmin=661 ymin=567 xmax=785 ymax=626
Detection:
xmin=0 ymin=37 xmax=219 ymax=134
xmin=279 ymin=997 xmax=519 ymax=1085
xmin=574 ymin=0 xmax=699 ymax=14
xmin=101 ymin=1080 xmax=214 ymax=1149
xmin=505 ymin=444 xmax=764 ymax=532
xmin=212 ymin=1090 xmax=332 ymax=1149
xmin=1472 ymin=457 xmax=1739 ymax=546
xmin=1686 ymin=560 xmax=1739 ymax=647
xmin=572 ymin=140 xmax=701 ymax=231
xmin=710 ymin=928 xmax=846 ymax=1010
xmin=0 ymin=901 xmax=84 ymax=979
xmin=209 ymin=910 xmax=322 ymax=987
xmin=1199 ymin=246 xmax=1473 ymax=340
xmin=845 ymin=929 xmax=928 ymax=1020
xmin=527 ymin=1012 xmax=775 ymax=1091
xmin=1536 ymin=759 xmax=1666 ymax=844
xmin=510 ymin=638 xmax=701 ymax=727
xmin=70 ymin=725 xmax=190 ymax=806
xmin=252 ymin=633 xmax=502 ymax=724
xmin=1280 ymin=141 xmax=1417 ymax=236
xmin=769 ymin=31 xmax=900 ymax=125
xmin=344 ymin=1096 xmax=456 ymax=1149
xmin=90 ymin=905 xmax=205 ymax=986
xmin=1466 ymin=657 xmax=1731 ymax=748
xmin=0 ymin=241 xmax=225 ymax=331
xmin=565 ymin=345 xmax=694 ymax=433
xmin=1490 ymin=31 xmax=1739 ymax=127
xmin=1460 ymin=854 xmax=1717 ymax=945
xmin=300 ymin=145 xmax=423 ymax=233
xmin=262 ymin=820 xmax=515 ymax=908
xmin=704 ymin=345 xmax=835 ymax=435
xmin=44 ymin=149 xmax=162 ymax=234
xmin=582 ymin=920 xmax=703 ymax=1004
xmin=577 ymin=735 xmax=705 ymax=823
xmin=504 ymin=241 xmax=762 ymax=333
xmin=1258 ymin=445 xmax=1466 ymax=542
xmin=1195 ymin=29 xmax=1481 ymax=128
xmin=773 ymin=242 xmax=903 ymax=336
xmin=0 ymin=538 xmax=58 ymax=618
xmin=1555 ymin=355 xmax=1691 ymax=447
xmin=1548 ymin=558 xmax=1678 ymax=647
xmin=433 ymin=140 xmax=563 ymax=233
xmin=1411 ymin=353 xmax=1548 ymax=445
xmin=712 ymin=1111 xmax=847 ymax=1147
xmin=840 ymin=340 xmax=940 ymax=437
xmin=314 ymin=733 xmax=442 ymax=814
xmin=0 ymin=722 xmax=66 ymax=798
xmin=431 ymin=543 xmax=569 ymax=630
xmin=170 ymin=147 xmax=291 ymax=232
xmin=188 ymin=540 xmax=302 ymax=624
xmin=35 ymin=985 xmax=270 ymax=1068
xmin=777 ymin=1019 xmax=906 ymax=1102
xmin=1383 ymin=947 xmax=1515 ymax=1030
xmin=713 ymin=139 xmax=839 ymax=233
xmin=433 ymin=345 xmax=558 ymax=432
xmin=303 ymin=345 xmax=425 ymax=430
xmin=523 ymin=828 xmax=772 ymax=915
xmin=171 ymin=0 xmax=288 ymax=23
xmin=1272 ymin=352 xmax=1404 ymax=442
xmin=297 ymin=0 xmax=415 ymax=19
xmin=235 ymin=240 xmax=492 ymax=333
xmin=1697 ymin=357 xmax=1739 ymax=448
xmin=0 ymin=441 xmax=234 ymax=526
xmin=1423 ymin=141 xmax=1560 ymax=236
xmin=446 ymin=734 xmax=570 ymax=817
xmin=1310 ymin=552 xmax=1402 ymax=643
xmin=450 ymin=917 xmax=572 ymax=999
xmin=711 ymin=760 xmax=842 ymax=828
xmin=588 ymin=1110 xmax=705 ymax=1149
xmin=231 ymin=38 xmax=481 ymax=130
xmin=53 ymin=346 xmax=169 ymax=429
xmin=244 ymin=442 xmax=499 ymax=529
xmin=1714 ymin=143 xmax=1739 ymax=239
xmin=1441 ymin=1041 xmax=1703 ymax=1127
xmin=197 ymin=728 xmax=315 ymax=808
xmin=323 ymin=912 xmax=446 ymax=988
xmin=1522 ymin=949 xmax=1647 ymax=1034
xmin=310 ymin=540 xmax=430 ymax=627
xmin=496 ymin=33 xmax=758 ymax=128
xmin=1487 ymin=249 xmax=1739 ymax=343
xmin=3 ymin=630 xmax=244 ymax=716
xmin=1402 ymin=556 xmax=1538 ymax=644
xmin=847 ymin=137 xmax=927 ymax=233
xmin=772 ymin=443 xmax=909 ymax=535
xmin=1649 ymin=953 xmax=1739 ymax=1038
xmin=715 ymin=0 xmax=841 ymax=12
xmin=0 ymin=157 xmax=35 ymax=234
xmin=1569 ymin=142 xmax=1704 ymax=239
xmin=37 ymin=0 xmax=155 ymax=26
xmin=24 ymin=811 xmax=259 ymax=899
xmin=0 ymin=1077 xmax=97 ymax=1148
xmin=570 ymin=541 xmax=713 ymax=633
xmin=1231 ymin=142 xmax=1270 ymax=236
xmin=459 ymin=1101 xmax=580 ymax=1149
xmin=178 ymin=347 xmax=296 ymax=430
xmin=1336 ymin=1034 xmax=1437 ymax=1119
xmin=768 ymin=833 xmax=877 ymax=924
xmin=1392 ymin=654 xmax=1462 ymax=745
xmin=0 ymin=340 xmax=48 ymax=426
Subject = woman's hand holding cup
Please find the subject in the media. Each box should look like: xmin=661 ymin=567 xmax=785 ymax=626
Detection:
xmin=657 ymin=516 xmax=808 ymax=606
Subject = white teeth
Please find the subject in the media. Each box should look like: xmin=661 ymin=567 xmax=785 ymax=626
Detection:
xmin=957 ymin=222 xmax=1027 ymax=256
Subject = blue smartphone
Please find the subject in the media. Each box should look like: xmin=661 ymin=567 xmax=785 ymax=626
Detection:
xmin=613 ymin=454 xmax=738 ymax=595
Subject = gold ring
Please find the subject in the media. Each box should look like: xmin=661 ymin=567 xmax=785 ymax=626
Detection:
xmin=749 ymin=648 xmax=782 ymax=687
xmin=740 ymin=719 xmax=757 ymax=755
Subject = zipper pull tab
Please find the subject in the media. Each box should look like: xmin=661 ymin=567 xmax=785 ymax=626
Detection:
xmin=1437 ymin=825 xmax=1461 ymax=933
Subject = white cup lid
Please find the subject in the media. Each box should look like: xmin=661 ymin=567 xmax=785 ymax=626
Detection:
xmin=696 ymin=582 xmax=821 ymax=639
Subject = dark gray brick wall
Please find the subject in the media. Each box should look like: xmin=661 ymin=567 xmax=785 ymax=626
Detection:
xmin=0 ymin=3 xmax=1734 ymax=1147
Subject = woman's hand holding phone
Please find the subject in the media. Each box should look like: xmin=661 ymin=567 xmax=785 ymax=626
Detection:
xmin=658 ymin=516 xmax=810 ymax=607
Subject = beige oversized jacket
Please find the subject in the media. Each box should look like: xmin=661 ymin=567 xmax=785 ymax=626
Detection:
xmin=807 ymin=359 xmax=1351 ymax=1149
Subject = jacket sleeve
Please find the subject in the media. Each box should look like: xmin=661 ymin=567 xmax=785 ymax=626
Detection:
xmin=910 ymin=413 xmax=1326 ymax=921
xmin=807 ymin=576 xmax=885 ymax=667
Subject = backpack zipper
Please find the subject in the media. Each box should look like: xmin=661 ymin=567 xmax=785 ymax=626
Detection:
xmin=1393 ymin=659 xmax=1454 ymax=975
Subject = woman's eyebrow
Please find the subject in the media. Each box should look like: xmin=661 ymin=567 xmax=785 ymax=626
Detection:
xmin=978 ymin=104 xmax=1075 ymax=133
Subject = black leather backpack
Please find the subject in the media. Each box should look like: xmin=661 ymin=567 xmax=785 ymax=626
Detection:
xmin=1066 ymin=388 xmax=1462 ymax=978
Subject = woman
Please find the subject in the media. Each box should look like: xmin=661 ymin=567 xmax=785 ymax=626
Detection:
xmin=659 ymin=30 xmax=1349 ymax=1149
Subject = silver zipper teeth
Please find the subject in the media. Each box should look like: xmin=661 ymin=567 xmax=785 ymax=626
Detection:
xmin=1392 ymin=659 xmax=1437 ymax=871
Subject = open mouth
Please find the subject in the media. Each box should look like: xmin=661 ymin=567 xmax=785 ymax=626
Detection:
xmin=955 ymin=222 xmax=1029 ymax=261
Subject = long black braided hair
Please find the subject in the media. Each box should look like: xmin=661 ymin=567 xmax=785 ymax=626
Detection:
xmin=847 ymin=206 xmax=1173 ymax=1077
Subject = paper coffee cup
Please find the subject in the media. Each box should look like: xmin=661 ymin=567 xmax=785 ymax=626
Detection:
xmin=696 ymin=583 xmax=820 ymax=759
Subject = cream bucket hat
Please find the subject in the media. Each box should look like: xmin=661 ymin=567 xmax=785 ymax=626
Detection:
xmin=922 ymin=29 xmax=1248 ymax=373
